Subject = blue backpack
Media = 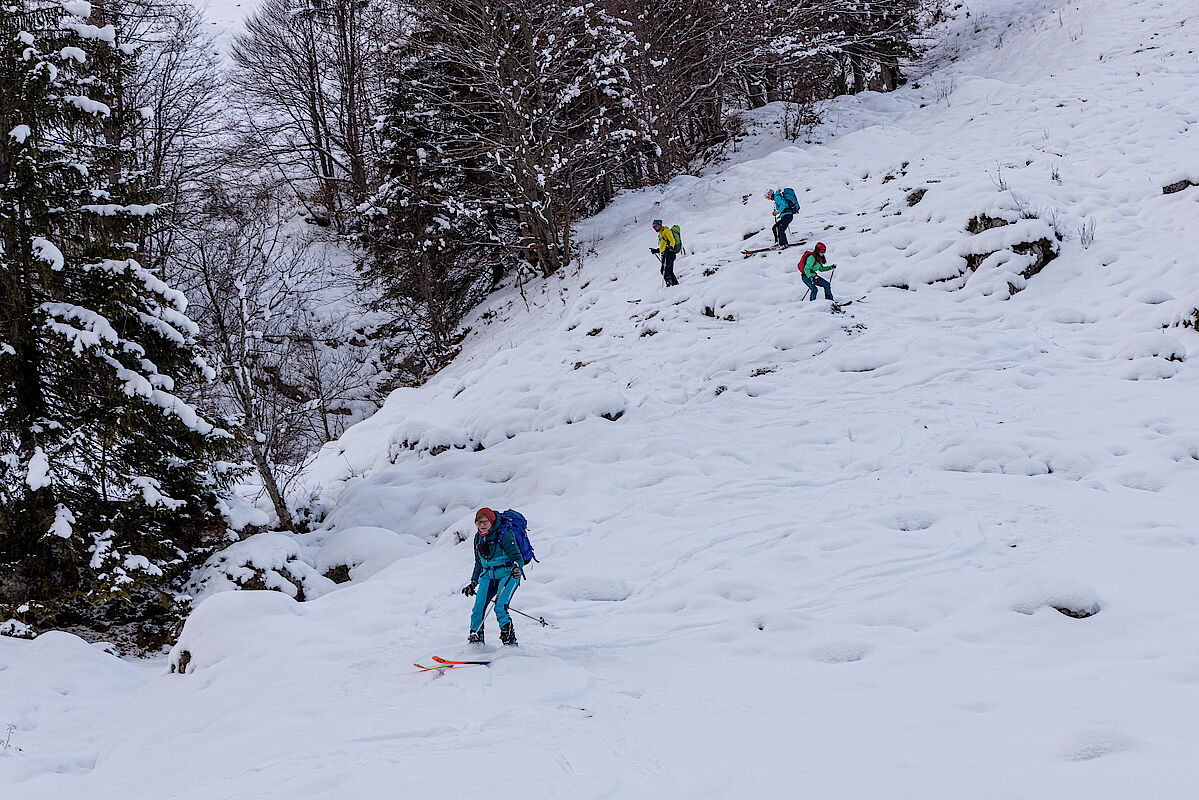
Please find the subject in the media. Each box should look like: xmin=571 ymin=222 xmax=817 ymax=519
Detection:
xmin=500 ymin=509 xmax=537 ymax=565
xmin=781 ymin=187 xmax=800 ymax=215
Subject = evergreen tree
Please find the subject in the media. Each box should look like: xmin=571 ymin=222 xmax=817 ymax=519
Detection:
xmin=390 ymin=0 xmax=648 ymax=277
xmin=356 ymin=42 xmax=498 ymax=380
xmin=0 ymin=0 xmax=236 ymax=626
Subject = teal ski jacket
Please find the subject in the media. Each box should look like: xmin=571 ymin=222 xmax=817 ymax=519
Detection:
xmin=470 ymin=518 xmax=523 ymax=582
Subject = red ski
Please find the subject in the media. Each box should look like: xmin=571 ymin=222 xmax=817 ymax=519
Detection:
xmin=432 ymin=656 xmax=492 ymax=666
xmin=412 ymin=659 xmax=486 ymax=674
xmin=742 ymin=241 xmax=803 ymax=258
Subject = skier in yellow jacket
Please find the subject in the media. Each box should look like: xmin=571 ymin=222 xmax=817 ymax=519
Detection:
xmin=649 ymin=219 xmax=680 ymax=286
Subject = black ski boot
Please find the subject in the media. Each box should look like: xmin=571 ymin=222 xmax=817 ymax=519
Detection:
xmin=499 ymin=622 xmax=517 ymax=647
xmin=468 ymin=629 xmax=484 ymax=645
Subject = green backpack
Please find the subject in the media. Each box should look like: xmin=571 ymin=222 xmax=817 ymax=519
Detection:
xmin=670 ymin=224 xmax=684 ymax=254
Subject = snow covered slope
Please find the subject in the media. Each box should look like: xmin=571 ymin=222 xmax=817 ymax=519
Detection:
xmin=199 ymin=0 xmax=249 ymax=50
xmin=5 ymin=0 xmax=1199 ymax=797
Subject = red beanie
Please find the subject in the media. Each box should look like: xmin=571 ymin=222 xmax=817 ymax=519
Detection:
xmin=476 ymin=508 xmax=497 ymax=525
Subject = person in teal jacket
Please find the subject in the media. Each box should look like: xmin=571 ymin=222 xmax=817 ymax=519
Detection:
xmin=461 ymin=507 xmax=523 ymax=645
xmin=799 ymin=242 xmax=835 ymax=301
xmin=765 ymin=188 xmax=799 ymax=247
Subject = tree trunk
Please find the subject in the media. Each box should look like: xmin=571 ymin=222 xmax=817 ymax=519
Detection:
xmin=248 ymin=435 xmax=295 ymax=531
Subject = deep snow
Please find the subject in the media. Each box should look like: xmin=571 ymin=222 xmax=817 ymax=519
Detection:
xmin=4 ymin=0 xmax=1199 ymax=797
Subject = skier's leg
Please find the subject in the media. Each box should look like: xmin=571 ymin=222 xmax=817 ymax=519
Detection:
xmin=493 ymin=574 xmax=519 ymax=627
xmin=820 ymin=276 xmax=834 ymax=301
xmin=469 ymin=574 xmax=496 ymax=633
xmin=777 ymin=213 xmax=792 ymax=247
xmin=664 ymin=250 xmax=679 ymax=285
xmin=802 ymin=274 xmax=817 ymax=301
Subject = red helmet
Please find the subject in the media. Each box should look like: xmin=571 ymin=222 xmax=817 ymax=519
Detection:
xmin=815 ymin=242 xmax=827 ymax=252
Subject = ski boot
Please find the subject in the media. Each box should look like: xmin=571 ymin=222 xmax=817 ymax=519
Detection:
xmin=499 ymin=622 xmax=518 ymax=647
xmin=468 ymin=629 xmax=484 ymax=645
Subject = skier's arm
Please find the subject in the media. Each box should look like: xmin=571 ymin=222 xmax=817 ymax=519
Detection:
xmin=470 ymin=542 xmax=484 ymax=582
xmin=801 ymin=255 xmax=832 ymax=275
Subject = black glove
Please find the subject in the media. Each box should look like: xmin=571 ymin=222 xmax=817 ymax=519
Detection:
xmin=461 ymin=580 xmax=477 ymax=597
xmin=649 ymin=247 xmax=658 ymax=254
xmin=510 ymin=563 xmax=522 ymax=579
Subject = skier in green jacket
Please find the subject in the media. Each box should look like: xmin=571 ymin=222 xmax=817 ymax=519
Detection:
xmin=798 ymin=242 xmax=835 ymax=301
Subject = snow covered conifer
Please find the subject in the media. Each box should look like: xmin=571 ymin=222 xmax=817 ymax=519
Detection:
xmin=0 ymin=0 xmax=236 ymax=628
xmin=357 ymin=47 xmax=498 ymax=378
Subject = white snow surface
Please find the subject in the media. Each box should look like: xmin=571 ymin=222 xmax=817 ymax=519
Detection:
xmin=5 ymin=0 xmax=1199 ymax=797
xmin=197 ymin=0 xmax=252 ymax=56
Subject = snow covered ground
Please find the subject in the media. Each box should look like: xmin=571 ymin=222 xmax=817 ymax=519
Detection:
xmin=4 ymin=0 xmax=1199 ymax=797
xmin=198 ymin=0 xmax=248 ymax=51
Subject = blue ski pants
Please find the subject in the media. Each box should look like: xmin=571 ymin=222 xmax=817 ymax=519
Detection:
xmin=803 ymin=272 xmax=834 ymax=301
xmin=470 ymin=570 xmax=520 ymax=632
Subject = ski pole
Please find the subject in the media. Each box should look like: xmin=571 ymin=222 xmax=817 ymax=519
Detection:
xmin=653 ymin=253 xmax=667 ymax=286
xmin=508 ymin=607 xmax=553 ymax=628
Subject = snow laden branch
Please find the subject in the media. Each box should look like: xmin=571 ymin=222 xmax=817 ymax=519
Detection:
xmin=1 ymin=0 xmax=238 ymax=626
xmin=172 ymin=178 xmax=385 ymax=531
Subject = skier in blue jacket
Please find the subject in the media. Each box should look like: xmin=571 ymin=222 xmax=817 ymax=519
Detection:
xmin=765 ymin=188 xmax=799 ymax=247
xmin=461 ymin=507 xmax=523 ymax=646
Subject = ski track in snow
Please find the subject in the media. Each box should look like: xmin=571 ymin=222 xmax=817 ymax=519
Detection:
xmin=4 ymin=0 xmax=1199 ymax=797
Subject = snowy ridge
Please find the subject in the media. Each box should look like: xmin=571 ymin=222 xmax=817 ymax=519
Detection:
xmin=4 ymin=0 xmax=1199 ymax=797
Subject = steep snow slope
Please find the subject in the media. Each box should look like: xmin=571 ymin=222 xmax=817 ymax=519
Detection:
xmin=199 ymin=0 xmax=249 ymax=51
xmin=5 ymin=0 xmax=1199 ymax=798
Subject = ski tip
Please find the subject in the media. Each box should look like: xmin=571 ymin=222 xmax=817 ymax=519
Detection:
xmin=413 ymin=662 xmax=446 ymax=672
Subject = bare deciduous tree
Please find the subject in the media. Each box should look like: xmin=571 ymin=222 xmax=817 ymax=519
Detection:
xmin=229 ymin=0 xmax=392 ymax=228
xmin=175 ymin=180 xmax=383 ymax=530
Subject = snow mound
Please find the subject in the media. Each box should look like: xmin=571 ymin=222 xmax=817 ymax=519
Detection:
xmin=169 ymin=590 xmax=303 ymax=674
xmin=313 ymin=525 xmax=427 ymax=582
xmin=1053 ymin=726 xmax=1144 ymax=761
xmin=933 ymin=436 xmax=1050 ymax=476
xmin=188 ymin=532 xmax=336 ymax=603
xmin=1112 ymin=333 xmax=1185 ymax=362
xmin=1006 ymin=575 xmax=1102 ymax=619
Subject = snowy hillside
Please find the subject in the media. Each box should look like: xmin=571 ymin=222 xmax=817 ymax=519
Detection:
xmin=200 ymin=0 xmax=249 ymax=50
xmin=5 ymin=0 xmax=1199 ymax=797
